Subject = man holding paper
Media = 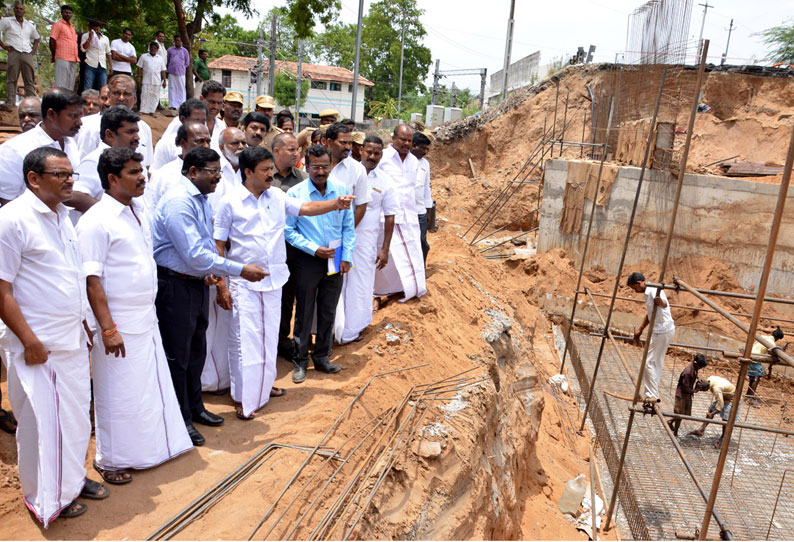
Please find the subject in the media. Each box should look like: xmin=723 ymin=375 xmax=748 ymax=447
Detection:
xmin=285 ymin=145 xmax=356 ymax=384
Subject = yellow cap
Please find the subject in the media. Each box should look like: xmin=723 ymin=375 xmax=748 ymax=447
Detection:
xmin=351 ymin=131 xmax=365 ymax=145
xmin=255 ymin=95 xmax=276 ymax=109
xmin=318 ymin=108 xmax=339 ymax=119
xmin=318 ymin=124 xmax=330 ymax=135
xmin=224 ymin=91 xmax=244 ymax=104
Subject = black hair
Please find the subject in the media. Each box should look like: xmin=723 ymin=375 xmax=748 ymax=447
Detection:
xmin=149 ymin=41 xmax=159 ymax=49
xmin=324 ymin=122 xmax=351 ymax=142
xmin=239 ymin=146 xmax=274 ymax=182
xmin=242 ymin=111 xmax=270 ymax=131
xmin=773 ymin=328 xmax=784 ymax=341
xmin=88 ymin=19 xmax=100 ymax=28
xmin=173 ymin=34 xmax=181 ymax=41
xmin=339 ymin=118 xmax=355 ymax=128
xmin=198 ymin=48 xmax=207 ymax=55
xmin=175 ymin=122 xmax=205 ymax=147
xmin=305 ymin=144 xmax=331 ymax=168
xmin=412 ymin=132 xmax=431 ymax=146
xmin=276 ymin=115 xmax=294 ymax=129
xmin=23 ymin=147 xmax=67 ymax=187
xmin=310 ymin=129 xmax=322 ymax=143
xmin=696 ymin=379 xmax=710 ymax=392
xmin=694 ymin=353 xmax=707 ymax=368
xmin=41 ymin=88 xmax=84 ymax=118
xmin=155 ymin=30 xmax=165 ymax=36
xmin=363 ymin=134 xmax=383 ymax=147
xmin=201 ymin=79 xmax=225 ymax=98
xmin=276 ymin=109 xmax=293 ymax=122
xmin=181 ymin=147 xmax=220 ymax=176
xmin=122 ymin=27 xmax=132 ymax=34
xmin=178 ymin=98 xmax=208 ymax=120
xmin=99 ymin=106 xmax=139 ymax=142
xmin=627 ymin=272 xmax=645 ymax=286
xmin=98 ymin=147 xmax=143 ymax=190
xmin=60 ymin=4 xmax=72 ymax=11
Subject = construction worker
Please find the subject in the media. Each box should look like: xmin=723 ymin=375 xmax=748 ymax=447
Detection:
xmin=254 ymin=94 xmax=282 ymax=149
xmin=747 ymin=327 xmax=784 ymax=402
xmin=692 ymin=375 xmax=736 ymax=448
xmin=669 ymin=353 xmax=707 ymax=436
xmin=296 ymin=108 xmax=338 ymax=160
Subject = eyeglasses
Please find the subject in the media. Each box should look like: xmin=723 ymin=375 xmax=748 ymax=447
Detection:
xmin=41 ymin=171 xmax=78 ymax=181
xmin=309 ymin=164 xmax=330 ymax=172
xmin=201 ymin=167 xmax=221 ymax=175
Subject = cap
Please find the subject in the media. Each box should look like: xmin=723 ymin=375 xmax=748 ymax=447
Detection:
xmin=319 ymin=109 xmax=339 ymax=119
xmin=318 ymin=124 xmax=329 ymax=135
xmin=224 ymin=91 xmax=244 ymax=104
xmin=351 ymin=131 xmax=365 ymax=145
xmin=255 ymin=95 xmax=276 ymax=109
xmin=627 ymin=272 xmax=645 ymax=285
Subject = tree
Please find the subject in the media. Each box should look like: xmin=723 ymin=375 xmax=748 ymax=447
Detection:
xmin=282 ymin=0 xmax=340 ymax=39
xmin=760 ymin=20 xmax=794 ymax=64
xmin=198 ymin=14 xmax=258 ymax=58
xmin=272 ymin=71 xmax=308 ymax=109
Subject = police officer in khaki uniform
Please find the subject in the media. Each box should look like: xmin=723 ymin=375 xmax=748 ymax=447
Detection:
xmin=296 ymin=108 xmax=339 ymax=163
xmin=254 ymin=94 xmax=282 ymax=149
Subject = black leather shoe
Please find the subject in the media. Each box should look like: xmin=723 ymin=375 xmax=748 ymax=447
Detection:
xmin=292 ymin=366 xmax=306 ymax=383
xmin=186 ymin=424 xmax=205 ymax=446
xmin=314 ymin=360 xmax=341 ymax=374
xmin=193 ymin=410 xmax=224 ymax=427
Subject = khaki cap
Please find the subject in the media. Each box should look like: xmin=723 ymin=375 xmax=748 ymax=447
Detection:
xmin=318 ymin=108 xmax=339 ymax=119
xmin=224 ymin=91 xmax=244 ymax=104
xmin=351 ymin=131 xmax=365 ymax=145
xmin=255 ymin=95 xmax=276 ymax=109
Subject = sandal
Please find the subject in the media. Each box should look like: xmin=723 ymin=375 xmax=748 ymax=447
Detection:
xmin=235 ymin=404 xmax=254 ymax=421
xmin=0 ymin=409 xmax=17 ymax=434
xmin=92 ymin=461 xmax=131 ymax=486
xmin=80 ymin=477 xmax=111 ymax=499
xmin=269 ymin=387 xmax=286 ymax=398
xmin=59 ymin=501 xmax=87 ymax=519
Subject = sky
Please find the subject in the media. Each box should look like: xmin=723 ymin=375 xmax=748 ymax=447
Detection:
xmin=225 ymin=0 xmax=789 ymax=94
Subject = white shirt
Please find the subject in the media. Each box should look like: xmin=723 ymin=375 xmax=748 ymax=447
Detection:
xmin=361 ymin=168 xmax=399 ymax=232
xmin=208 ymin=153 xmax=240 ymax=212
xmin=0 ymin=16 xmax=39 ymax=53
xmin=136 ymin=52 xmax=165 ymax=85
xmin=110 ymin=38 xmax=136 ymax=73
xmin=81 ymin=31 xmax=110 ymax=69
xmin=214 ymin=182 xmax=303 ymax=292
xmin=74 ymin=142 xmax=111 ymax=201
xmin=155 ymin=40 xmax=167 ymax=66
xmin=0 ymin=124 xmax=81 ymax=202
xmin=76 ymin=195 xmax=156 ymax=334
xmin=76 ymin=113 xmax=154 ymax=167
xmin=644 ymin=286 xmax=675 ymax=334
xmin=0 ymin=190 xmax=88 ymax=351
xmin=328 ymin=156 xmax=371 ymax=207
xmin=414 ymin=156 xmax=432 ymax=212
xmin=209 ymin=117 xmax=226 ymax=152
xmin=376 ymin=145 xmax=419 ymax=224
xmin=145 ymin=156 xmax=183 ymax=213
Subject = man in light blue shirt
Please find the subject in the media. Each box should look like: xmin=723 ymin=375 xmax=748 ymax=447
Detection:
xmin=152 ymin=146 xmax=266 ymax=446
xmin=285 ymin=144 xmax=356 ymax=384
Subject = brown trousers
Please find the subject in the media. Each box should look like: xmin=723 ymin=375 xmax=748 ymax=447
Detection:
xmin=670 ymin=394 xmax=693 ymax=435
xmin=6 ymin=49 xmax=36 ymax=103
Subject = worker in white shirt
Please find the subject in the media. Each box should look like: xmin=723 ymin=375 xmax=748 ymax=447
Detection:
xmin=151 ymin=98 xmax=207 ymax=171
xmin=76 ymin=147 xmax=192 ymax=484
xmin=109 ymin=27 xmax=136 ymax=76
xmin=136 ymin=41 xmax=166 ymax=115
xmin=325 ymin=122 xmax=371 ymax=226
xmin=410 ymin=131 xmax=433 ymax=265
xmin=80 ymin=19 xmax=112 ymax=91
xmin=0 ymin=1 xmax=40 ymax=110
xmin=0 ymin=147 xmax=109 ymax=524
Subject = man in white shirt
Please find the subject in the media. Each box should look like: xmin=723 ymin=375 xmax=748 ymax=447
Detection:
xmin=0 ymin=147 xmax=108 ymax=525
xmin=341 ymin=135 xmax=397 ymax=344
xmin=109 ymin=27 xmax=136 ymax=76
xmin=374 ymin=123 xmax=427 ymax=302
xmin=200 ymin=80 xmax=227 ymax=151
xmin=325 ymin=122 xmax=370 ymax=226
xmin=151 ymin=98 xmax=208 ymax=171
xmin=80 ymin=20 xmax=112 ymax=91
xmin=75 ymin=74 xmax=154 ymax=167
xmin=410 ymin=131 xmax=433 ymax=265
xmin=214 ymin=146 xmax=352 ymax=419
xmin=154 ymin=30 xmax=167 ymax=66
xmin=0 ymin=88 xmax=83 ymax=206
xmin=0 ymin=1 xmax=40 ymax=109
xmin=77 ymin=147 xmax=192 ymax=485
xmin=628 ymin=272 xmax=676 ymax=401
xmin=136 ymin=41 xmax=166 ymax=114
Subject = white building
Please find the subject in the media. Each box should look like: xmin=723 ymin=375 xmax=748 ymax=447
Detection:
xmin=207 ymin=55 xmax=374 ymax=123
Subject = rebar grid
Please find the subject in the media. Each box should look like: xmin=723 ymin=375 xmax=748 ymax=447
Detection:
xmin=568 ymin=330 xmax=794 ymax=540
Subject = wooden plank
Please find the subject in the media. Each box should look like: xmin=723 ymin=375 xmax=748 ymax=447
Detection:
xmin=720 ymin=161 xmax=784 ymax=177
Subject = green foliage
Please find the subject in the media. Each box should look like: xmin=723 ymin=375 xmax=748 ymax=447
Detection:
xmin=282 ymin=0 xmax=340 ymax=39
xmin=760 ymin=20 xmax=794 ymax=64
xmin=272 ymin=71 xmax=308 ymax=109
xmin=197 ymin=14 xmax=258 ymax=58
xmin=367 ymin=97 xmax=398 ymax=121
xmin=545 ymin=56 xmax=565 ymax=78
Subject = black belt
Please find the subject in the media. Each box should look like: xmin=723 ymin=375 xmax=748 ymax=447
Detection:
xmin=157 ymin=266 xmax=203 ymax=281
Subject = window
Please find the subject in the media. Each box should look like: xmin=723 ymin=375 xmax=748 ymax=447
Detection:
xmin=348 ymin=84 xmax=353 ymax=93
xmin=221 ymin=70 xmax=232 ymax=89
xmin=311 ymin=80 xmax=327 ymax=90
xmin=329 ymin=82 xmax=342 ymax=91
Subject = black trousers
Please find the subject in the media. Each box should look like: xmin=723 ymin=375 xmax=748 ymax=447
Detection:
xmin=155 ymin=269 xmax=209 ymax=425
xmin=278 ymin=242 xmax=299 ymax=356
xmin=292 ymin=249 xmax=343 ymax=369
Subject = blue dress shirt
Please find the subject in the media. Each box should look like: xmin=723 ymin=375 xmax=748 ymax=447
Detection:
xmin=152 ymin=175 xmax=245 ymax=277
xmin=285 ymin=178 xmax=356 ymax=262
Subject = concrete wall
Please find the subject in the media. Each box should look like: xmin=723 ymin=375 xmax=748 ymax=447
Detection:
xmin=538 ymin=159 xmax=794 ymax=296
xmin=487 ymin=51 xmax=540 ymax=103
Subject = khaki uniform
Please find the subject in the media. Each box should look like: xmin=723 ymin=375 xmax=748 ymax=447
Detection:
xmin=261 ymin=124 xmax=283 ymax=150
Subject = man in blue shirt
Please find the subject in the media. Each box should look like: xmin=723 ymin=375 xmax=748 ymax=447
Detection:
xmin=152 ymin=146 xmax=266 ymax=446
xmin=285 ymin=145 xmax=356 ymax=384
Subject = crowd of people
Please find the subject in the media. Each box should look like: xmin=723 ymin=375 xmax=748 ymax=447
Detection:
xmin=0 ymin=59 xmax=435 ymax=524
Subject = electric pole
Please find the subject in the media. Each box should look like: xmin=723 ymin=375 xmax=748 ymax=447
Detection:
xmin=397 ymin=14 xmax=406 ymax=117
xmin=450 ymin=82 xmax=457 ymax=107
xmin=268 ymin=15 xmax=276 ymax=95
xmin=696 ymin=1 xmax=712 ymax=61
xmin=721 ymin=18 xmax=733 ymax=66
xmin=350 ymin=0 xmax=364 ymax=122
xmin=479 ymin=68 xmax=487 ymax=110
xmin=295 ymin=40 xmax=303 ymax=130
xmin=500 ymin=0 xmax=516 ymax=102
xmin=431 ymin=59 xmax=440 ymax=105
xmin=256 ymin=25 xmax=264 ymax=96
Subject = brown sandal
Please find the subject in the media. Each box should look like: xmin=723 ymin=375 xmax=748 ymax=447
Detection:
xmin=59 ymin=501 xmax=87 ymax=519
xmin=92 ymin=461 xmax=131 ymax=486
xmin=235 ymin=404 xmax=254 ymax=420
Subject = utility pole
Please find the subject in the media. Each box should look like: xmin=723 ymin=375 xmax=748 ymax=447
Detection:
xmin=268 ymin=14 xmax=277 ymax=95
xmin=500 ymin=0 xmax=516 ymax=102
xmin=397 ymin=14 xmax=406 ymax=117
xmin=431 ymin=59 xmax=440 ymax=105
xmin=295 ymin=40 xmax=303 ymax=131
xmin=479 ymin=68 xmax=487 ymax=110
xmin=721 ymin=18 xmax=734 ymax=66
xmin=696 ymin=1 xmax=713 ymax=61
xmin=256 ymin=25 xmax=264 ymax=96
xmin=350 ymin=0 xmax=364 ymax=122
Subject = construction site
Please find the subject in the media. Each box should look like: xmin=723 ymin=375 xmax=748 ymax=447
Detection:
xmin=0 ymin=0 xmax=793 ymax=540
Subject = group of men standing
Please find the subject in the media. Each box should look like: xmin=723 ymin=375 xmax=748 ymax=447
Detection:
xmin=0 ymin=71 xmax=434 ymax=526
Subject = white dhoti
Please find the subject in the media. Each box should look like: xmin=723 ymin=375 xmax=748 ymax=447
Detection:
xmin=341 ymin=220 xmax=380 ymax=343
xmin=93 ymin=328 xmax=192 ymax=471
xmin=643 ymin=329 xmax=675 ymax=399
xmin=201 ymin=287 xmax=231 ymax=392
xmin=7 ymin=348 xmax=90 ymax=527
xmin=227 ymin=281 xmax=280 ymax=418
xmin=140 ymin=83 xmax=160 ymax=114
xmin=374 ymin=221 xmax=427 ymax=301
xmin=167 ymin=74 xmax=186 ymax=109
